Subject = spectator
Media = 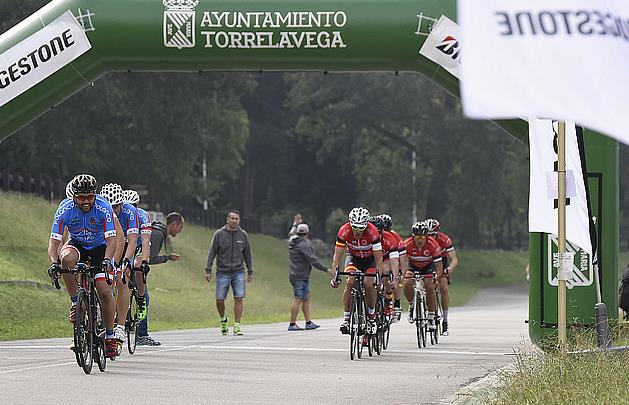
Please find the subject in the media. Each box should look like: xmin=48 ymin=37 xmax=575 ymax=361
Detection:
xmin=288 ymin=213 xmax=303 ymax=239
xmin=204 ymin=210 xmax=253 ymax=336
xmin=288 ymin=223 xmax=332 ymax=331
xmin=137 ymin=212 xmax=184 ymax=346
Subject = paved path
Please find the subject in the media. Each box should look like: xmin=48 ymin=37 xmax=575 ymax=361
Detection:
xmin=0 ymin=285 xmax=529 ymax=404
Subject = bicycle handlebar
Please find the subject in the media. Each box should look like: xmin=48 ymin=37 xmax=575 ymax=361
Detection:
xmin=48 ymin=263 xmax=111 ymax=289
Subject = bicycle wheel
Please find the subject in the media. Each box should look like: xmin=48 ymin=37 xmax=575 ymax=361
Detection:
xmin=93 ymin=295 xmax=106 ymax=372
xmin=349 ymin=295 xmax=358 ymax=360
xmin=416 ymin=293 xmax=427 ymax=348
xmin=356 ymin=295 xmax=364 ymax=359
xmin=74 ymin=290 xmax=93 ymax=373
xmin=127 ymin=289 xmax=138 ymax=354
xmin=382 ymin=316 xmax=390 ymax=351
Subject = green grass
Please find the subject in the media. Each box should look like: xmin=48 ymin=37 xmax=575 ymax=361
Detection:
xmin=0 ymin=191 xmax=528 ymax=340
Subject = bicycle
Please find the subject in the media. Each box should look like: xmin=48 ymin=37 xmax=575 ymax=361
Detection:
xmin=376 ymin=273 xmax=393 ymax=353
xmin=50 ymin=263 xmax=111 ymax=374
xmin=122 ymin=265 xmax=148 ymax=354
xmin=407 ymin=270 xmax=434 ymax=349
xmin=333 ymin=267 xmax=378 ymax=360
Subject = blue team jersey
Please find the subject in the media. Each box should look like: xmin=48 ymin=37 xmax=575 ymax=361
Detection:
xmin=136 ymin=207 xmax=152 ymax=247
xmin=50 ymin=195 xmax=116 ymax=250
xmin=118 ymin=202 xmax=139 ymax=237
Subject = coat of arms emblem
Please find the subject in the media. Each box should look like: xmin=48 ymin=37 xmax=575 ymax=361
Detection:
xmin=163 ymin=0 xmax=198 ymax=49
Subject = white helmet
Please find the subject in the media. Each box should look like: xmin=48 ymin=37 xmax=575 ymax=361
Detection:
xmin=348 ymin=207 xmax=370 ymax=229
xmin=65 ymin=180 xmax=73 ymax=199
xmin=100 ymin=183 xmax=124 ymax=205
xmin=123 ymin=189 xmax=140 ymax=204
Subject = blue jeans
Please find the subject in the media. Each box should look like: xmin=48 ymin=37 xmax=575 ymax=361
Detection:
xmin=137 ymin=288 xmax=150 ymax=337
xmin=290 ymin=279 xmax=310 ymax=299
xmin=216 ymin=272 xmax=246 ymax=300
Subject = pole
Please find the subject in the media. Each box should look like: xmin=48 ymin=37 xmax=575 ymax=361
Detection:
xmin=412 ymin=149 xmax=417 ymax=223
xmin=557 ymin=121 xmax=567 ymax=353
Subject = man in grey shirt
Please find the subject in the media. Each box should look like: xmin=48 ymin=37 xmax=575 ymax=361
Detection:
xmin=288 ymin=223 xmax=331 ymax=331
xmin=205 ymin=210 xmax=253 ymax=336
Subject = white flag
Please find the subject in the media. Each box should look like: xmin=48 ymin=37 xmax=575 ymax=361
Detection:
xmin=458 ymin=0 xmax=629 ymax=145
xmin=0 ymin=11 xmax=92 ymax=108
xmin=419 ymin=15 xmax=461 ymax=79
xmin=528 ymin=118 xmax=592 ymax=255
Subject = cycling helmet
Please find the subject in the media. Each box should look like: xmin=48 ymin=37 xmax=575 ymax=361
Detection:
xmin=425 ymin=218 xmax=440 ymax=234
xmin=65 ymin=180 xmax=73 ymax=199
xmin=348 ymin=207 xmax=370 ymax=229
xmin=123 ymin=189 xmax=140 ymax=205
xmin=369 ymin=215 xmax=385 ymax=231
xmin=100 ymin=183 xmax=124 ymax=205
xmin=411 ymin=221 xmax=430 ymax=236
xmin=380 ymin=214 xmax=392 ymax=231
xmin=70 ymin=174 xmax=97 ymax=196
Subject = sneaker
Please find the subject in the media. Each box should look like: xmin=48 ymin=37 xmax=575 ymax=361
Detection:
xmin=407 ymin=306 xmax=414 ymax=324
xmin=428 ymin=319 xmax=437 ymax=330
xmin=114 ymin=325 xmax=126 ymax=343
xmin=233 ymin=324 xmax=243 ymax=336
xmin=105 ymin=338 xmax=118 ymax=359
xmin=137 ymin=335 xmax=161 ymax=346
xmin=441 ymin=321 xmax=449 ymax=336
xmin=69 ymin=304 xmax=77 ymax=324
xmin=305 ymin=322 xmax=320 ymax=330
xmin=384 ymin=303 xmax=393 ymax=317
xmin=367 ymin=318 xmax=377 ymax=334
xmin=220 ymin=316 xmax=229 ymax=335
xmin=362 ymin=335 xmax=369 ymax=346
xmin=393 ymin=307 xmax=402 ymax=323
xmin=339 ymin=319 xmax=350 ymax=335
xmin=137 ymin=295 xmax=147 ymax=321
xmin=288 ymin=324 xmax=303 ymax=331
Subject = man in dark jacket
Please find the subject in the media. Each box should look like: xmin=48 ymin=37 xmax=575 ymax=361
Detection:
xmin=288 ymin=223 xmax=331 ymax=331
xmin=137 ymin=212 xmax=184 ymax=346
xmin=204 ymin=210 xmax=253 ymax=336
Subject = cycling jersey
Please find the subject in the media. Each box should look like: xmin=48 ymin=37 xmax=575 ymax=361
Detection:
xmin=336 ymin=222 xmax=382 ymax=259
xmin=136 ymin=207 xmax=152 ymax=247
xmin=382 ymin=230 xmax=401 ymax=261
xmin=404 ymin=236 xmax=442 ymax=270
xmin=389 ymin=229 xmax=406 ymax=257
xmin=117 ymin=202 xmax=139 ymax=237
xmin=50 ymin=195 xmax=116 ymax=250
xmin=433 ymin=231 xmax=454 ymax=258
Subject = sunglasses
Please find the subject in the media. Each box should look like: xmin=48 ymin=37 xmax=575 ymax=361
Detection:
xmin=74 ymin=194 xmax=95 ymax=202
xmin=351 ymin=225 xmax=367 ymax=232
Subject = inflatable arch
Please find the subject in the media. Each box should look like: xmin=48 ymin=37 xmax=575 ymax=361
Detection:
xmin=0 ymin=0 xmax=618 ymax=344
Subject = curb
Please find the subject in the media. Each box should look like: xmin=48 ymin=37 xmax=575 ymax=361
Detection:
xmin=440 ymin=369 xmax=502 ymax=404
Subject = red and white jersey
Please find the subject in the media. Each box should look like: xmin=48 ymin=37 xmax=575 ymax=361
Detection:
xmin=389 ymin=229 xmax=406 ymax=258
xmin=404 ymin=236 xmax=442 ymax=269
xmin=433 ymin=231 xmax=454 ymax=258
xmin=336 ymin=222 xmax=382 ymax=259
xmin=382 ymin=230 xmax=401 ymax=261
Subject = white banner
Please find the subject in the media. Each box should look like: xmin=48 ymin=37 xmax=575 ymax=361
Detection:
xmin=419 ymin=15 xmax=461 ymax=79
xmin=458 ymin=0 xmax=629 ymax=145
xmin=0 ymin=11 xmax=91 ymax=108
xmin=528 ymin=118 xmax=592 ymax=255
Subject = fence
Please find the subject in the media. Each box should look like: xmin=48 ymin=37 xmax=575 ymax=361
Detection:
xmin=0 ymin=170 xmax=66 ymax=201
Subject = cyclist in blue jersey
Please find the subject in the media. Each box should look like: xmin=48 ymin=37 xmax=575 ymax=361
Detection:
xmin=123 ymin=189 xmax=152 ymax=319
xmin=100 ymin=183 xmax=140 ymax=345
xmin=47 ymin=174 xmax=118 ymax=359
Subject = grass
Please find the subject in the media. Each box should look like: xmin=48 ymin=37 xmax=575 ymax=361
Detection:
xmin=0 ymin=191 xmax=528 ymax=340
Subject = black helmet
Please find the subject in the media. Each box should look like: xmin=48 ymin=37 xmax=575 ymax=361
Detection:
xmin=70 ymin=174 xmax=97 ymax=196
xmin=411 ymin=221 xmax=430 ymax=236
xmin=369 ymin=215 xmax=385 ymax=231
xmin=380 ymin=214 xmax=392 ymax=231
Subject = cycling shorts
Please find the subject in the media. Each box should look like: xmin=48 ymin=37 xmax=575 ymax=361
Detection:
xmin=344 ymin=254 xmax=377 ymax=274
xmin=61 ymin=240 xmax=112 ymax=282
xmin=404 ymin=263 xmax=435 ymax=279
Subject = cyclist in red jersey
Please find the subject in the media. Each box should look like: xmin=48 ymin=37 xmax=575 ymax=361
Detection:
xmin=381 ymin=214 xmax=405 ymax=322
xmin=403 ymin=221 xmax=443 ymax=331
xmin=370 ymin=216 xmax=399 ymax=317
xmin=330 ymin=207 xmax=383 ymax=335
xmin=425 ymin=218 xmax=459 ymax=336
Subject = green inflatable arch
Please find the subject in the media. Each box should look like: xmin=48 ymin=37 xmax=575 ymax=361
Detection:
xmin=0 ymin=0 xmax=619 ymax=345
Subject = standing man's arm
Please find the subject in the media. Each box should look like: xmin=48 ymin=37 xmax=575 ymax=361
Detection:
xmin=149 ymin=230 xmax=168 ymax=264
xmin=244 ymin=233 xmax=254 ymax=282
xmin=204 ymin=231 xmax=219 ymax=282
xmin=300 ymin=242 xmax=330 ymax=274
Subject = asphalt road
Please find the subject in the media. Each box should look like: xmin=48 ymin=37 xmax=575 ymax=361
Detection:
xmin=0 ymin=285 xmax=529 ymax=405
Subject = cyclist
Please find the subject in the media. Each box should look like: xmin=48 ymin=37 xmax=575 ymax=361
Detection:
xmin=369 ymin=215 xmax=399 ymax=317
xmin=403 ymin=221 xmax=443 ymax=331
xmin=47 ymin=174 xmax=118 ymax=359
xmin=425 ymin=218 xmax=458 ymax=336
xmin=100 ymin=183 xmax=139 ymax=346
xmin=124 ymin=189 xmax=151 ymax=305
xmin=330 ymin=207 xmax=383 ymax=336
xmin=381 ymin=214 xmax=405 ymax=322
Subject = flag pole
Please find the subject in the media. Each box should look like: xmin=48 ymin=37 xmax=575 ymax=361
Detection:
xmin=557 ymin=121 xmax=567 ymax=353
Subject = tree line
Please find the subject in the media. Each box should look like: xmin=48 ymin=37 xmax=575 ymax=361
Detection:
xmin=8 ymin=1 xmax=626 ymax=250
